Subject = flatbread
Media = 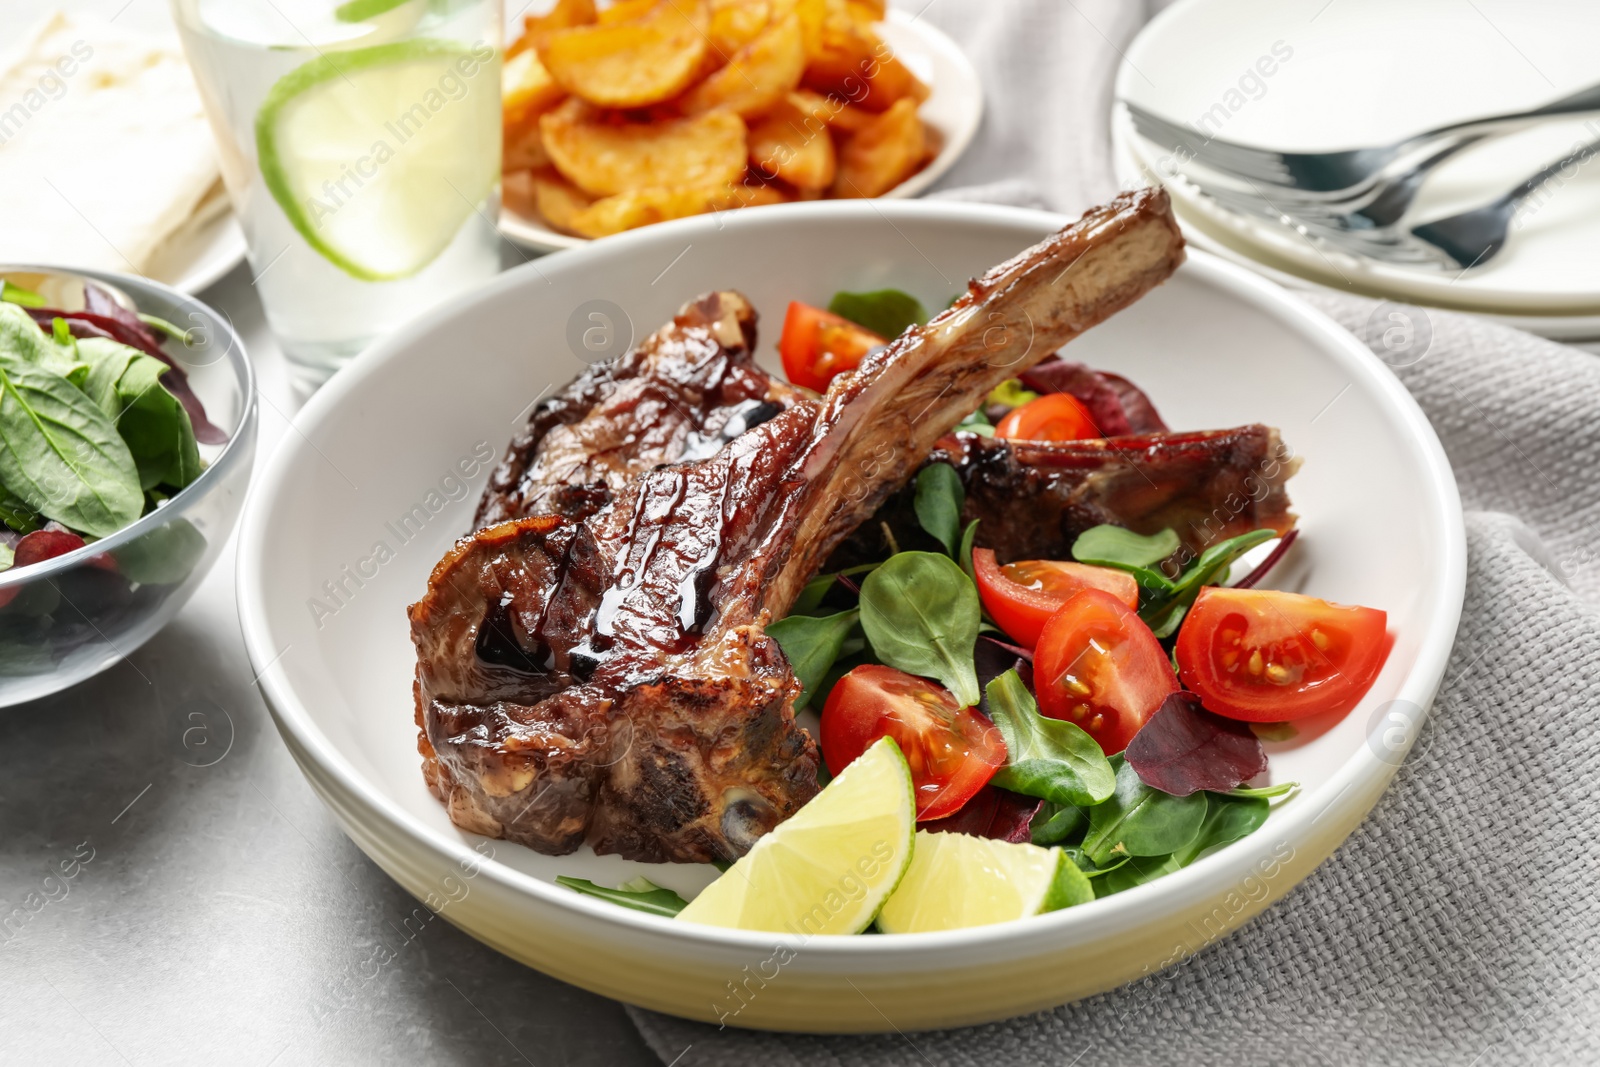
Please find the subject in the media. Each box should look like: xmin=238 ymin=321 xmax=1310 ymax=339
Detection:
xmin=0 ymin=11 xmax=221 ymax=275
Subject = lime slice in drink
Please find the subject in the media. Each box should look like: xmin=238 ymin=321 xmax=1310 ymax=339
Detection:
xmin=875 ymin=830 xmax=1093 ymax=933
xmin=256 ymin=39 xmax=500 ymax=281
xmin=676 ymin=736 xmax=915 ymax=935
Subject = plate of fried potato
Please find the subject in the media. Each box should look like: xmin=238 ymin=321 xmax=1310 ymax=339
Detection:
xmin=497 ymin=0 xmax=983 ymax=250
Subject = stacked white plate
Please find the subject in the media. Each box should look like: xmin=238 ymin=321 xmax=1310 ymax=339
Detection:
xmin=1112 ymin=0 xmax=1600 ymax=345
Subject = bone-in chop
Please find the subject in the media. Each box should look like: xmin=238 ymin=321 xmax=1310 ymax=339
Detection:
xmin=410 ymin=189 xmax=1193 ymax=863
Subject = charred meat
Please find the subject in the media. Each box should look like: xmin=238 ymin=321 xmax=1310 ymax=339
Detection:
xmin=410 ymin=188 xmax=1190 ymax=863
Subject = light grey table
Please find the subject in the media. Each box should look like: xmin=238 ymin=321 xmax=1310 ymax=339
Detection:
xmin=0 ymin=259 xmax=658 ymax=1066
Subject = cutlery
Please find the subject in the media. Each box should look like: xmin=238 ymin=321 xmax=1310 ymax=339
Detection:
xmin=1124 ymin=80 xmax=1600 ymax=197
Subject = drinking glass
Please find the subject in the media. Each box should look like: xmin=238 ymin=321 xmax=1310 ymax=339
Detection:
xmin=172 ymin=0 xmax=502 ymax=390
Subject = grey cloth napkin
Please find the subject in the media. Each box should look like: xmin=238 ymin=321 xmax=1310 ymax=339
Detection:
xmin=630 ymin=1 xmax=1600 ymax=1062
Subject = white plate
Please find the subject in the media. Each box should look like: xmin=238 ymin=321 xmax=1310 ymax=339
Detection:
xmin=497 ymin=10 xmax=985 ymax=252
xmin=1114 ymin=0 xmax=1600 ymax=318
xmin=141 ymin=210 xmax=248 ymax=295
xmin=237 ymin=199 xmax=1465 ymax=1032
xmin=1111 ymin=128 xmax=1600 ymax=345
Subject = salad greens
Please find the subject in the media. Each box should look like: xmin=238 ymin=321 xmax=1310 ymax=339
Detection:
xmin=827 ymin=288 xmax=927 ymax=341
xmin=555 ymin=876 xmax=689 ymax=918
xmin=766 ymin=609 xmax=860 ymax=710
xmin=984 ymin=670 xmax=1114 ymax=807
xmin=1080 ymin=756 xmax=1208 ymax=865
xmin=1072 ymin=523 xmax=1278 ymax=637
xmin=0 ymin=295 xmax=205 ymax=570
xmin=858 ymin=551 xmax=982 ymax=707
xmin=912 ymin=461 xmax=964 ymax=556
xmin=757 ymin=491 xmax=1300 ymax=909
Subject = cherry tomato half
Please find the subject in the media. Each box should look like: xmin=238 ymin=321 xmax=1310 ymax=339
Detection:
xmin=994 ymin=393 xmax=1100 ymax=443
xmin=1034 ymin=589 xmax=1178 ymax=755
xmin=1174 ymin=587 xmax=1389 ymax=722
xmin=820 ymin=664 xmax=1006 ymax=820
xmin=778 ymin=301 xmax=885 ymax=392
xmin=972 ymin=548 xmax=1139 ymax=649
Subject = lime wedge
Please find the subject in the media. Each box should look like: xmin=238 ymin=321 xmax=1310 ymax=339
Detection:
xmin=676 ymin=737 xmax=915 ymax=935
xmin=255 ymin=39 xmax=500 ymax=281
xmin=876 ymin=831 xmax=1093 ymax=933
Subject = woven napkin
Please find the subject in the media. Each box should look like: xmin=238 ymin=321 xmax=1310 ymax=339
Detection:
xmin=630 ymin=1 xmax=1600 ymax=1061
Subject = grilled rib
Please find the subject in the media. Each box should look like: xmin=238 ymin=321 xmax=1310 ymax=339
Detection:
xmin=410 ymin=188 xmax=1188 ymax=863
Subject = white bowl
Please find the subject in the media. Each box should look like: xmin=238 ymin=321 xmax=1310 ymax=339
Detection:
xmin=497 ymin=10 xmax=985 ymax=252
xmin=237 ymin=199 xmax=1465 ymax=1033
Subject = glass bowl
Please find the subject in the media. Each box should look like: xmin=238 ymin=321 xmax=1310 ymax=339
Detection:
xmin=0 ymin=266 xmax=257 ymax=707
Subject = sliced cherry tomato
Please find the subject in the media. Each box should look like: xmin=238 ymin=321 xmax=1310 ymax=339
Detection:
xmin=1033 ymin=589 xmax=1178 ymax=755
xmin=820 ymin=664 xmax=1006 ymax=820
xmin=778 ymin=301 xmax=885 ymax=392
xmin=1174 ymin=587 xmax=1389 ymax=722
xmin=994 ymin=393 xmax=1100 ymax=442
xmin=972 ymin=548 xmax=1138 ymax=649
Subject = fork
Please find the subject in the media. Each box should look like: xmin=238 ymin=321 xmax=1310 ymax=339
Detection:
xmin=1124 ymin=80 xmax=1600 ymax=197
xmin=1407 ymin=134 xmax=1600 ymax=268
xmin=1168 ymin=135 xmax=1600 ymax=270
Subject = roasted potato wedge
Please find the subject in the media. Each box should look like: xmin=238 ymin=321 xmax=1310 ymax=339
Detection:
xmin=541 ymin=99 xmax=749 ymax=196
xmin=680 ymin=14 xmax=805 ymax=118
xmin=597 ymin=0 xmax=658 ymax=23
xmin=528 ymin=168 xmax=597 ymax=234
xmin=511 ymin=0 xmax=597 ymax=57
xmin=709 ymin=0 xmax=773 ymax=58
xmin=786 ymin=87 xmax=873 ymax=133
xmin=832 ymin=96 xmax=926 ymax=197
xmin=538 ymin=0 xmax=711 ymax=108
xmin=504 ymin=121 xmax=552 ymax=171
xmin=502 ymin=49 xmax=565 ymax=130
xmin=802 ymin=16 xmax=928 ymax=112
xmin=565 ymin=183 xmax=786 ymax=237
xmin=749 ymin=97 xmax=836 ymax=190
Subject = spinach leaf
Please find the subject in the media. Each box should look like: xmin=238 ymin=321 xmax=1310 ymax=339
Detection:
xmin=1 ymin=281 xmax=45 ymax=308
xmin=1172 ymin=792 xmax=1270 ymax=866
xmin=554 ymin=876 xmax=687 ymax=918
xmin=78 ymin=338 xmax=202 ymax=492
xmin=791 ymin=573 xmax=836 ymax=615
xmin=790 ymin=562 xmax=878 ymax=615
xmin=913 ymin=462 xmax=963 ymax=555
xmin=1060 ymin=846 xmax=1129 ymax=879
xmin=0 ymin=485 xmax=41 ymax=533
xmin=1030 ymin=802 xmax=1087 ymax=846
xmin=1225 ymin=782 xmax=1299 ymax=800
xmin=1097 ymin=853 xmax=1181 ymax=896
xmin=986 ymin=669 xmax=1116 ymax=806
xmin=958 ymin=519 xmax=979 ymax=581
xmin=1081 ymin=756 xmax=1206 ymax=865
xmin=1072 ymin=525 xmax=1179 ymax=569
xmin=1052 ymin=853 xmax=1096 ymax=908
xmin=828 ymin=288 xmax=926 ymax=340
xmin=859 ymin=551 xmax=981 ymax=706
xmin=767 ymin=609 xmax=859 ymax=709
xmin=114 ymin=352 xmax=202 ymax=490
xmin=987 ymin=379 xmax=1039 ymax=409
xmin=112 ymin=516 xmax=207 ymax=586
xmin=955 ymin=408 xmax=994 ymax=437
xmin=1140 ymin=529 xmax=1278 ymax=638
xmin=0 ymin=304 xmax=85 ymax=385
xmin=0 ymin=336 xmax=142 ymax=538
